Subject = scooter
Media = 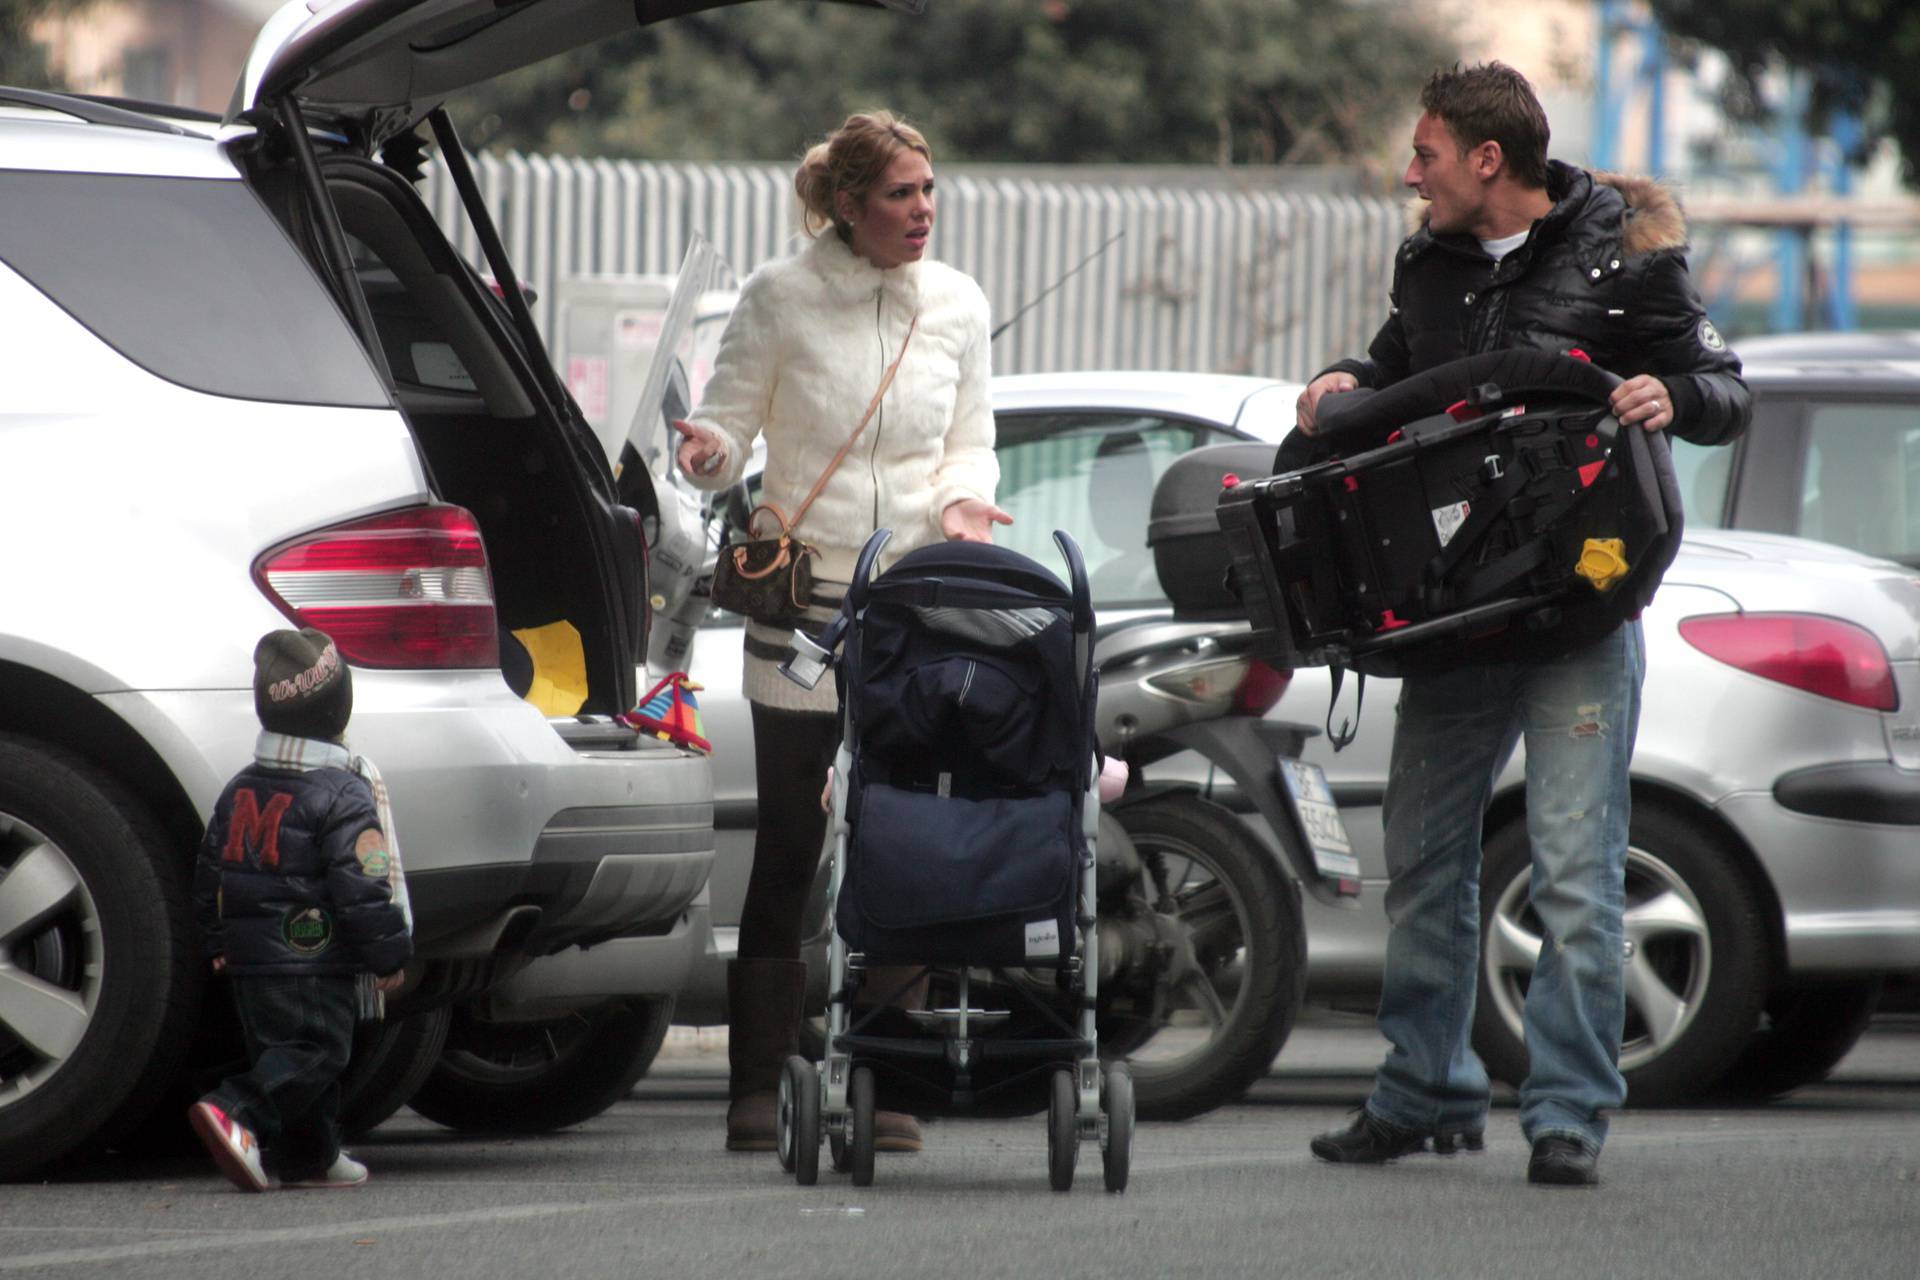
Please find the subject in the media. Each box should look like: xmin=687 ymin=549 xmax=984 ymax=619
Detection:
xmin=1082 ymin=613 xmax=1360 ymax=1119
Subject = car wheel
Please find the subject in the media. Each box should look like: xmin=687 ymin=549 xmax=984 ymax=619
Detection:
xmin=0 ymin=735 xmax=200 ymax=1177
xmin=1714 ymin=978 xmax=1884 ymax=1100
xmin=408 ymin=996 xmax=673 ymax=1133
xmin=1473 ymin=803 xmax=1770 ymax=1108
xmin=339 ymin=1006 xmax=454 ymax=1137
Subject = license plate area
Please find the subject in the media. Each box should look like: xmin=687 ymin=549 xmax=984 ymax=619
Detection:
xmin=1278 ymin=757 xmax=1360 ymax=891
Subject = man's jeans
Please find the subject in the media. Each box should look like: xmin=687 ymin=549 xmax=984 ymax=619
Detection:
xmin=207 ymin=972 xmax=357 ymax=1181
xmin=1366 ymin=622 xmax=1644 ymax=1153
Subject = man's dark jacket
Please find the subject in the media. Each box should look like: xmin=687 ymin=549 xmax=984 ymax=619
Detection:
xmin=1319 ymin=160 xmax=1750 ymax=446
xmin=1298 ymin=162 xmax=1751 ymax=663
xmin=194 ymin=762 xmax=412 ymax=976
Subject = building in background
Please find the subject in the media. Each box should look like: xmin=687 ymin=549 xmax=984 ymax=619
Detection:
xmin=31 ymin=0 xmax=275 ymax=114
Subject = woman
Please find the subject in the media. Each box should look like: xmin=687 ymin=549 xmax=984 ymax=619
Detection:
xmin=673 ymin=111 xmax=1009 ymax=1154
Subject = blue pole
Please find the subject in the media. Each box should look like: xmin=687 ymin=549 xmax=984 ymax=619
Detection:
xmin=1773 ymin=74 xmax=1810 ymax=334
xmin=1593 ymin=0 xmax=1622 ymax=171
xmin=1642 ymin=19 xmax=1666 ymax=177
xmin=1829 ymin=111 xmax=1860 ymax=330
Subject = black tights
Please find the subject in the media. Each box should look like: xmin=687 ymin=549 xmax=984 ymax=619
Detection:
xmin=736 ymin=703 xmax=840 ymax=961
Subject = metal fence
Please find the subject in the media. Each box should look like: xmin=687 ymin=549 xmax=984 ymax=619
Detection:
xmin=423 ymin=153 xmax=1408 ymax=381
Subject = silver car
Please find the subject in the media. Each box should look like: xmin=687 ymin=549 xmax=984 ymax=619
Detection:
xmin=683 ymin=368 xmax=1920 ymax=1106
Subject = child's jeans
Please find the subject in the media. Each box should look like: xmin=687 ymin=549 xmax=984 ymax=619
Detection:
xmin=206 ymin=972 xmax=357 ymax=1182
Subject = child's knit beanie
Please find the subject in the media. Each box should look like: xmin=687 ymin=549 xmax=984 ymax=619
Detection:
xmin=253 ymin=628 xmax=352 ymax=741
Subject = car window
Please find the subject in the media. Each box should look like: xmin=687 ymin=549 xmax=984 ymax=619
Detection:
xmin=1798 ymin=402 xmax=1920 ymax=564
xmin=1670 ymin=436 xmax=1731 ymax=528
xmin=995 ymin=412 xmax=1241 ymax=608
xmin=0 ymin=171 xmax=388 ymax=407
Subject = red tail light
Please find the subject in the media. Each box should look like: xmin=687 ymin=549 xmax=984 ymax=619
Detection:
xmin=253 ymin=505 xmax=499 ymax=669
xmin=1231 ymin=657 xmax=1293 ymax=716
xmin=1678 ymin=612 xmax=1898 ymax=711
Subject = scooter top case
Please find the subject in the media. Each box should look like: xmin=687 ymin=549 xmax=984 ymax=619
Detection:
xmin=1216 ymin=348 xmax=1683 ymax=676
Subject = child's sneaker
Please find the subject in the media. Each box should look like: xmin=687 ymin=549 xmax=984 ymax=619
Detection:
xmin=188 ymin=1100 xmax=274 ymax=1192
xmin=285 ymin=1153 xmax=369 ymax=1189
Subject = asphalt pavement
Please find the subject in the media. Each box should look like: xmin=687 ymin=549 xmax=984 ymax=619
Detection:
xmin=3 ymin=1010 xmax=1915 ymax=1279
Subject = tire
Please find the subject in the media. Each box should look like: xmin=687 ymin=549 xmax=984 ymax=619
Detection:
xmin=0 ymin=735 xmax=200 ymax=1179
xmin=1473 ymin=803 xmax=1770 ymax=1108
xmin=1714 ymin=978 xmax=1884 ymax=1100
xmin=339 ymin=1007 xmax=453 ymax=1137
xmin=1103 ymin=794 xmax=1306 ymax=1120
xmin=848 ymin=1064 xmax=876 ymax=1188
xmin=1047 ymin=1067 xmax=1078 ymax=1192
xmin=781 ymin=1055 xmax=820 ymax=1186
xmin=408 ymin=996 xmax=673 ymax=1134
xmin=1102 ymin=1062 xmax=1134 ymax=1194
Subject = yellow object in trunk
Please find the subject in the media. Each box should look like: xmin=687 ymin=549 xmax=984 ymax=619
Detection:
xmin=513 ymin=620 xmax=589 ymax=716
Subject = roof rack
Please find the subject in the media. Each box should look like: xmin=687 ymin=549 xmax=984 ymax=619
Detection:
xmin=0 ymin=86 xmax=201 ymax=138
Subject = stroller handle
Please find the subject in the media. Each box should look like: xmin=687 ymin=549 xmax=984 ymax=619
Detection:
xmin=846 ymin=527 xmax=1091 ymax=633
xmin=847 ymin=528 xmax=896 ymax=610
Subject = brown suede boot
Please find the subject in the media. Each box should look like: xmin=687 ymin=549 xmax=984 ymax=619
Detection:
xmin=725 ymin=958 xmax=808 ymax=1152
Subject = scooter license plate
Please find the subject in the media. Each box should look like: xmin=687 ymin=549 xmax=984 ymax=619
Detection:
xmin=1277 ymin=758 xmax=1360 ymax=881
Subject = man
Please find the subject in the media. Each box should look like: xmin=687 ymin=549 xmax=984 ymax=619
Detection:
xmin=1298 ymin=62 xmax=1749 ymax=1187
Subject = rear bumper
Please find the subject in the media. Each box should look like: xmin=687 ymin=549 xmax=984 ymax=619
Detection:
xmin=486 ymin=900 xmax=712 ymax=1014
xmin=1721 ymin=789 xmax=1920 ymax=974
xmin=518 ymin=799 xmax=714 ymax=953
xmin=1774 ymin=761 xmax=1920 ymax=825
xmin=107 ymin=676 xmax=716 ymax=959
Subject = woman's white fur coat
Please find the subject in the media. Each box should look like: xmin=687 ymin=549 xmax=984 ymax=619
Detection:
xmin=686 ymin=230 xmax=997 ymax=709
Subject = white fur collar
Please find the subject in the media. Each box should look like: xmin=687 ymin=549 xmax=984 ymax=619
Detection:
xmin=801 ymin=228 xmax=924 ymax=307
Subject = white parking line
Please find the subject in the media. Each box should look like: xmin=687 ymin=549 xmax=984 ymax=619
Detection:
xmin=0 ymin=1186 xmax=789 ymax=1272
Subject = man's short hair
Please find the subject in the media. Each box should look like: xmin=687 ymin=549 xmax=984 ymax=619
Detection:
xmin=1421 ymin=62 xmax=1551 ymax=190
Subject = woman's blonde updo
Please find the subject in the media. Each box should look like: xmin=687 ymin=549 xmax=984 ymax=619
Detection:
xmin=794 ymin=110 xmax=933 ymax=241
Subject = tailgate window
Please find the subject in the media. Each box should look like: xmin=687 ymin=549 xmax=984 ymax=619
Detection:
xmin=0 ymin=170 xmax=388 ymax=406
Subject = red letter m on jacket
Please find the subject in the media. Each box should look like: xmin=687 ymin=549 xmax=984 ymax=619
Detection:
xmin=223 ymin=789 xmax=293 ymax=868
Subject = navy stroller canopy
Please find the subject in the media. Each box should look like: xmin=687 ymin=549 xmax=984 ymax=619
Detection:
xmin=845 ymin=541 xmax=1088 ymax=795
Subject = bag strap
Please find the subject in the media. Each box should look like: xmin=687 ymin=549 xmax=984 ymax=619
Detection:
xmin=786 ymin=313 xmax=918 ymax=533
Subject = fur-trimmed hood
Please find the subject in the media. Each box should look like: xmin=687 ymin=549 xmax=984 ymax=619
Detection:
xmin=1591 ymin=170 xmax=1686 ymax=255
xmin=1408 ymin=163 xmax=1688 ymax=257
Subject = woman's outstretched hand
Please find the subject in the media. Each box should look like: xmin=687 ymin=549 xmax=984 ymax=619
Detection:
xmin=941 ymin=497 xmax=1014 ymax=543
xmin=671 ymin=418 xmax=729 ymax=477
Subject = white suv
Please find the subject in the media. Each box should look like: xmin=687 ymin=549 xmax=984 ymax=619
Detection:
xmin=0 ymin=0 xmax=924 ymax=1175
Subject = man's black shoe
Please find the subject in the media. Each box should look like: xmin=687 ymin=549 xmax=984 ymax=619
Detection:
xmin=1310 ymin=1110 xmax=1432 ymax=1164
xmin=1527 ymin=1136 xmax=1599 ymax=1187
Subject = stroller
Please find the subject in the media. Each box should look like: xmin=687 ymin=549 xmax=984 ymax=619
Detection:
xmin=773 ymin=528 xmax=1134 ymax=1193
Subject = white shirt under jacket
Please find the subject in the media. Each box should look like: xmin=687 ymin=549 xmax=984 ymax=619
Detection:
xmin=686 ymin=229 xmax=998 ymax=710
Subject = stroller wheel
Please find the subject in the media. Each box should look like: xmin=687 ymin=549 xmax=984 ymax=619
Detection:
xmin=779 ymin=1055 xmax=821 ymax=1185
xmin=1102 ymin=1063 xmax=1135 ymax=1193
xmin=829 ymin=1126 xmax=850 ymax=1174
xmin=849 ymin=1065 xmax=877 ymax=1187
xmin=1047 ymin=1068 xmax=1078 ymax=1192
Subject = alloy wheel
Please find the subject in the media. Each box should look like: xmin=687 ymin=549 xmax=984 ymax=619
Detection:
xmin=1483 ymin=844 xmax=1711 ymax=1073
xmin=0 ymin=812 xmax=106 ymax=1099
